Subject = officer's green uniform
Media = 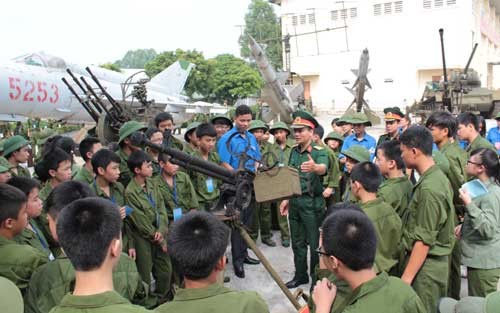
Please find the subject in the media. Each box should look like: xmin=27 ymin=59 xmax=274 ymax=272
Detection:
xmin=375 ymin=108 xmax=404 ymax=148
xmin=341 ymin=145 xmax=370 ymax=204
xmin=188 ymin=150 xmax=221 ymax=211
xmin=460 ymin=178 xmax=500 ymax=297
xmin=153 ymin=171 xmax=199 ymax=220
xmin=155 ymin=283 xmax=269 ymax=313
xmin=73 ymin=166 xmax=94 ymax=185
xmin=377 ymin=176 xmax=413 ymax=223
xmin=360 ymin=198 xmax=402 ymax=274
xmin=288 ymin=111 xmax=329 ymax=282
xmin=3 ymin=135 xmax=31 ymax=178
xmin=125 ymin=177 xmax=171 ymax=298
xmin=49 ymin=290 xmax=151 ymax=313
xmin=25 ymin=254 xmax=149 ymax=313
xmin=466 ymin=134 xmax=496 ymax=155
xmin=402 ymin=165 xmax=455 ymax=313
xmin=14 ymin=219 xmax=54 ymax=261
xmin=117 ymin=121 xmax=147 ymax=187
xmin=0 ymin=235 xmax=47 ymax=291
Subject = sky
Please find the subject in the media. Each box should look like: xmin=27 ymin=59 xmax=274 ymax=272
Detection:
xmin=0 ymin=0 xmax=280 ymax=65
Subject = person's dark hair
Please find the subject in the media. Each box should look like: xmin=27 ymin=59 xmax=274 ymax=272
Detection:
xmin=331 ymin=118 xmax=339 ymax=126
xmin=91 ymin=149 xmax=121 ymax=175
xmin=154 ymin=112 xmax=174 ymax=127
xmin=322 ymin=209 xmax=376 ymax=271
xmin=425 ymin=111 xmax=457 ymax=138
xmin=399 ymin=125 xmax=433 ymax=156
xmin=57 ymin=197 xmax=121 ymax=271
xmin=158 ymin=153 xmax=171 ymax=164
xmin=0 ymin=183 xmax=27 ymax=224
xmin=457 ymin=112 xmax=479 ymax=131
xmin=402 ymin=113 xmax=411 ymax=124
xmin=47 ymin=181 xmax=95 ymax=220
xmin=314 ymin=125 xmax=324 ymax=139
xmin=377 ymin=140 xmax=405 ymax=170
xmin=234 ymin=105 xmax=252 ymax=117
xmin=167 ymin=211 xmax=230 ymax=280
xmin=34 ymin=147 xmax=72 ymax=183
xmin=127 ymin=150 xmax=151 ymax=174
xmin=477 ymin=115 xmax=486 ymax=137
xmin=145 ymin=127 xmax=162 ymax=139
xmin=350 ymin=162 xmax=382 ymax=193
xmin=43 ymin=136 xmax=76 ymax=158
xmin=7 ymin=177 xmax=40 ymax=197
xmin=325 ymin=202 xmax=364 ymax=219
xmin=196 ymin=122 xmax=217 ymax=139
xmin=470 ymin=148 xmax=500 ymax=184
xmin=79 ymin=137 xmax=100 ymax=162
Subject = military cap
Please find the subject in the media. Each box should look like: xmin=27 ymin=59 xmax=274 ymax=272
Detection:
xmin=347 ymin=112 xmax=372 ymax=126
xmin=0 ymin=165 xmax=8 ymax=173
xmin=291 ymin=110 xmax=319 ymax=129
xmin=3 ymin=135 xmax=30 ymax=156
xmin=383 ymin=107 xmax=404 ymax=121
xmin=211 ymin=115 xmax=233 ymax=127
xmin=118 ymin=121 xmax=147 ymax=144
xmin=184 ymin=121 xmax=201 ymax=142
xmin=0 ymin=140 xmax=5 ymax=153
xmin=342 ymin=145 xmax=370 ymax=163
xmin=495 ymin=111 xmax=500 ymax=120
xmin=0 ymin=276 xmax=24 ymax=313
xmin=336 ymin=114 xmax=352 ymax=126
xmin=248 ymin=120 xmax=269 ymax=132
xmin=269 ymin=121 xmax=290 ymax=135
xmin=324 ymin=131 xmax=344 ymax=145
xmin=438 ymin=290 xmax=500 ymax=313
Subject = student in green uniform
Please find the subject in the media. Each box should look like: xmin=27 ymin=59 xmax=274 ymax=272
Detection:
xmin=248 ymin=120 xmax=275 ymax=247
xmin=341 ymin=145 xmax=370 ymax=203
xmin=211 ymin=114 xmax=233 ymax=140
xmin=315 ymin=126 xmax=341 ymax=208
xmin=183 ymin=122 xmax=201 ymax=155
xmin=4 ymin=135 xmax=31 ymax=178
xmin=457 ymin=148 xmax=500 ymax=297
xmin=144 ymin=127 xmax=163 ymax=177
xmin=154 ymin=112 xmax=184 ymax=151
xmin=375 ymin=140 xmax=412 ymax=222
xmin=9 ymin=177 xmax=54 ymax=261
xmin=337 ymin=114 xmax=353 ymax=138
xmin=268 ymin=122 xmax=292 ymax=247
xmin=312 ymin=208 xmax=426 ymax=313
xmin=156 ymin=211 xmax=269 ymax=313
xmin=37 ymin=147 xmax=73 ymax=202
xmin=426 ymin=111 xmax=467 ymax=299
xmin=73 ymin=137 xmax=101 ymax=185
xmin=188 ymin=123 xmax=221 ymax=211
xmin=154 ymin=153 xmax=199 ymax=221
xmin=125 ymin=150 xmax=170 ymax=300
xmin=457 ymin=112 xmax=496 ymax=155
xmin=0 ymin=276 xmax=24 ymax=313
xmin=324 ymin=132 xmax=344 ymax=158
xmin=324 ymin=131 xmax=344 ymax=203
xmin=399 ymin=126 xmax=455 ymax=313
xmin=0 ymin=165 xmax=12 ymax=183
xmin=0 ymin=184 xmax=47 ymax=292
xmin=280 ymin=110 xmax=329 ymax=288
xmin=117 ymin=121 xmax=147 ymax=187
xmin=48 ymin=197 xmax=151 ymax=313
xmin=376 ymin=107 xmax=404 ymax=147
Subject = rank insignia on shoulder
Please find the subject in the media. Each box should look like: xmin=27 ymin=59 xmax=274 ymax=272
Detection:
xmin=313 ymin=145 xmax=324 ymax=150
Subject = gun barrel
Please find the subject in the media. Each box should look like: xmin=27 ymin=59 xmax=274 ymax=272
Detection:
xmin=464 ymin=43 xmax=478 ymax=75
xmin=85 ymin=67 xmax=124 ymax=113
xmin=61 ymin=77 xmax=99 ymax=122
xmin=439 ymin=28 xmax=452 ymax=110
xmin=66 ymin=69 xmax=103 ymax=114
xmin=80 ymin=76 xmax=116 ymax=122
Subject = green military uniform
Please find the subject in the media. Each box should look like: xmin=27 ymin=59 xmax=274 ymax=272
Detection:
xmin=466 ymin=134 xmax=496 ymax=155
xmin=402 ymin=165 xmax=455 ymax=313
xmin=70 ymin=163 xmax=80 ymax=179
xmin=0 ymin=276 xmax=24 ymax=313
xmin=375 ymin=108 xmax=404 ymax=148
xmin=460 ymin=178 xmax=500 ymax=297
xmin=376 ymin=133 xmax=399 ymax=147
xmin=36 ymin=182 xmax=63 ymax=257
xmin=14 ymin=219 xmax=54 ymax=261
xmin=153 ymin=171 xmax=199 ymax=220
xmin=183 ymin=122 xmax=200 ymax=156
xmin=341 ymin=145 xmax=370 ymax=204
xmin=9 ymin=164 xmax=31 ymax=178
xmin=49 ymin=290 xmax=151 ymax=313
xmin=183 ymin=144 xmax=197 ymax=155
xmin=155 ymin=283 xmax=269 ymax=313
xmin=188 ymin=150 xmax=221 ymax=211
xmin=3 ymin=135 xmax=31 ymax=178
xmin=288 ymin=111 xmax=329 ymax=282
xmin=377 ymin=176 xmax=413 ymax=223
xmin=167 ymin=135 xmax=185 ymax=151
xmin=0 ymin=156 xmax=12 ymax=170
xmin=323 ymin=131 xmax=344 ymax=204
xmin=117 ymin=121 xmax=147 ymax=187
xmin=73 ymin=166 xmax=94 ymax=185
xmin=125 ymin=177 xmax=170 ymax=298
xmin=0 ymin=235 xmax=47 ymax=291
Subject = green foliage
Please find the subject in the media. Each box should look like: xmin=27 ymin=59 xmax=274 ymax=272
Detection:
xmin=114 ymin=49 xmax=157 ymax=69
xmin=99 ymin=63 xmax=122 ymax=73
xmin=239 ymin=0 xmax=282 ymax=70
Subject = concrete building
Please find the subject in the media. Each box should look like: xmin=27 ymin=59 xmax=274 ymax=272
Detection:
xmin=271 ymin=0 xmax=500 ymax=113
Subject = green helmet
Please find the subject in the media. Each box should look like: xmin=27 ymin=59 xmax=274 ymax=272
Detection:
xmin=343 ymin=145 xmax=370 ymax=163
xmin=248 ymin=120 xmax=268 ymax=132
xmin=3 ymin=135 xmax=30 ymax=157
xmin=118 ymin=121 xmax=147 ymax=144
xmin=347 ymin=112 xmax=372 ymax=126
xmin=269 ymin=121 xmax=290 ymax=135
xmin=184 ymin=122 xmax=201 ymax=142
xmin=210 ymin=115 xmax=233 ymax=127
xmin=324 ymin=131 xmax=344 ymax=145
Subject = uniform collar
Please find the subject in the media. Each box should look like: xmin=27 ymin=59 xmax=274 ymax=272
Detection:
xmin=414 ymin=165 xmax=439 ymax=189
xmin=128 ymin=176 xmax=153 ymax=194
xmin=58 ymin=291 xmax=129 ymax=308
xmin=348 ymin=272 xmax=388 ymax=303
xmin=295 ymin=141 xmax=316 ymax=154
xmin=173 ymin=283 xmax=232 ymax=301
xmin=361 ymin=197 xmax=383 ymax=209
xmin=0 ymin=235 xmax=15 ymax=246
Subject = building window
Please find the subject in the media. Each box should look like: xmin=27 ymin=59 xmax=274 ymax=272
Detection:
xmin=384 ymin=2 xmax=392 ymax=14
xmin=434 ymin=0 xmax=443 ymax=7
xmin=292 ymin=15 xmax=298 ymax=26
xmin=446 ymin=0 xmax=456 ymax=5
xmin=394 ymin=1 xmax=403 ymax=13
xmin=423 ymin=0 xmax=431 ymax=9
xmin=374 ymin=3 xmax=382 ymax=15
xmin=331 ymin=10 xmax=338 ymax=21
xmin=300 ymin=14 xmax=306 ymax=24
xmin=350 ymin=7 xmax=358 ymax=18
xmin=340 ymin=9 xmax=348 ymax=19
xmin=308 ymin=13 xmax=315 ymax=24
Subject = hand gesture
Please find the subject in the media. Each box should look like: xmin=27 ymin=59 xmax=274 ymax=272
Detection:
xmin=459 ymin=188 xmax=472 ymax=206
xmin=128 ymin=248 xmax=136 ymax=260
xmin=323 ymin=187 xmax=333 ymax=198
xmin=312 ymin=278 xmax=337 ymax=313
xmin=280 ymin=200 xmax=289 ymax=216
xmin=301 ymin=154 xmax=316 ymax=173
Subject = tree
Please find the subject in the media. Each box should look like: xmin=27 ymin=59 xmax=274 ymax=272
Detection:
xmin=210 ymin=54 xmax=262 ymax=105
xmin=239 ymin=0 xmax=282 ymax=70
xmin=99 ymin=63 xmax=122 ymax=72
xmin=114 ymin=49 xmax=157 ymax=69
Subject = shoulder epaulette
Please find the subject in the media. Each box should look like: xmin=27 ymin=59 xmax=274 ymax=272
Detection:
xmin=313 ymin=145 xmax=324 ymax=150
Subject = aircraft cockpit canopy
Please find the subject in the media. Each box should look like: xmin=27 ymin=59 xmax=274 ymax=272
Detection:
xmin=12 ymin=52 xmax=67 ymax=69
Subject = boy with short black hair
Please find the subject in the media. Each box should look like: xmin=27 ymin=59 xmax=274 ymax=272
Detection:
xmin=74 ymin=137 xmax=101 ymax=185
xmin=154 ymin=112 xmax=184 ymax=151
xmin=350 ymin=162 xmax=402 ymax=274
xmin=37 ymin=147 xmax=73 ymax=202
xmin=0 ymin=184 xmax=47 ymax=292
xmin=156 ymin=211 xmax=269 ymax=313
xmin=457 ymin=112 xmax=495 ymax=154
xmin=144 ymin=127 xmax=163 ymax=176
xmin=48 ymin=197 xmax=150 ymax=313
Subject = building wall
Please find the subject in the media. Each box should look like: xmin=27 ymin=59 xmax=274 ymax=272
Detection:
xmin=280 ymin=0 xmax=500 ymax=112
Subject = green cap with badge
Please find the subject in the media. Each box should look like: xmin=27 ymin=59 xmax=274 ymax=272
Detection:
xmin=291 ymin=110 xmax=320 ymax=129
xmin=3 ymin=135 xmax=30 ymax=157
xmin=248 ymin=120 xmax=269 ymax=132
xmin=118 ymin=121 xmax=147 ymax=144
xmin=342 ymin=145 xmax=370 ymax=163
xmin=346 ymin=112 xmax=372 ymax=126
xmin=324 ymin=131 xmax=344 ymax=145
xmin=184 ymin=122 xmax=201 ymax=142
xmin=438 ymin=291 xmax=500 ymax=313
xmin=269 ymin=121 xmax=290 ymax=135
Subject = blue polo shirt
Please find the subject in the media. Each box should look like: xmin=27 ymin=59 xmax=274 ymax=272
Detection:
xmin=217 ymin=127 xmax=261 ymax=172
xmin=340 ymin=133 xmax=377 ymax=161
xmin=486 ymin=126 xmax=500 ymax=155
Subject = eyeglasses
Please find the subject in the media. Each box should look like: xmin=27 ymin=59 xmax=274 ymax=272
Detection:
xmin=467 ymin=160 xmax=483 ymax=166
xmin=316 ymin=246 xmax=332 ymax=257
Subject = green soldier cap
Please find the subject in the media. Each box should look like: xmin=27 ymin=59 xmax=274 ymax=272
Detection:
xmin=0 ymin=276 xmax=24 ymax=313
xmin=438 ymin=291 xmax=500 ymax=313
xmin=248 ymin=120 xmax=268 ymax=132
xmin=324 ymin=131 xmax=344 ymax=145
xmin=0 ymin=165 xmax=8 ymax=173
xmin=269 ymin=121 xmax=290 ymax=135
xmin=337 ymin=114 xmax=352 ymax=126
xmin=291 ymin=110 xmax=319 ymax=129
xmin=347 ymin=112 xmax=372 ymax=126
xmin=118 ymin=121 xmax=147 ymax=144
xmin=184 ymin=121 xmax=201 ymax=142
xmin=343 ymin=145 xmax=370 ymax=163
xmin=211 ymin=115 xmax=233 ymax=127
xmin=495 ymin=111 xmax=500 ymax=120
xmin=3 ymin=135 xmax=30 ymax=156
xmin=0 ymin=139 xmax=5 ymax=153
xmin=383 ymin=107 xmax=404 ymax=121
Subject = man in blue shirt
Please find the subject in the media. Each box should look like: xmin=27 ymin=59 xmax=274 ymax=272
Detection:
xmin=486 ymin=112 xmax=500 ymax=155
xmin=217 ymin=104 xmax=261 ymax=278
xmin=340 ymin=112 xmax=377 ymax=161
